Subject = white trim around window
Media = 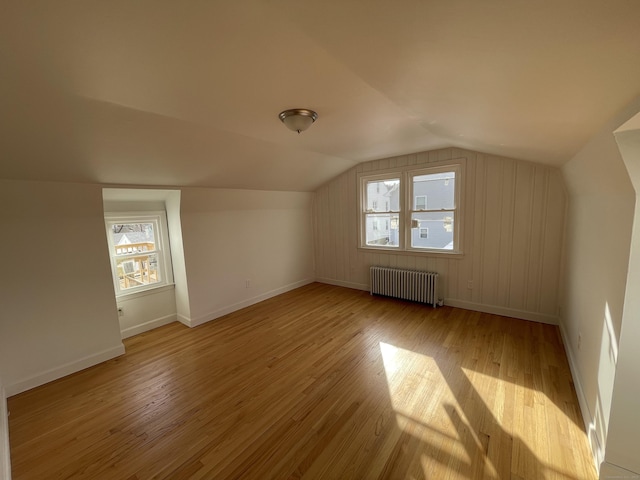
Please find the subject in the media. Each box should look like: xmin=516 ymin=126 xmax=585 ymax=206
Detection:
xmin=358 ymin=173 xmax=403 ymax=249
xmin=104 ymin=211 xmax=174 ymax=297
xmin=358 ymin=159 xmax=465 ymax=255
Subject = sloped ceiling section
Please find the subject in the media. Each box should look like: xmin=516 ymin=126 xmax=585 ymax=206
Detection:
xmin=1 ymin=0 xmax=639 ymax=191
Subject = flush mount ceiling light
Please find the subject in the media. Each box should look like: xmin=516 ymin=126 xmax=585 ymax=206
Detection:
xmin=278 ymin=108 xmax=318 ymax=134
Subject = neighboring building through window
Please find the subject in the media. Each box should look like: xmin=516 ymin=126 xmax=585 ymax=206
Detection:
xmin=363 ymin=177 xmax=400 ymax=247
xmin=105 ymin=213 xmax=173 ymax=295
xmin=409 ymin=170 xmax=456 ymax=250
xmin=359 ymin=161 xmax=463 ymax=253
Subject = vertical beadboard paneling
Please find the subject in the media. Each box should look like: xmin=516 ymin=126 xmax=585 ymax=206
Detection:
xmin=312 ymin=148 xmax=566 ymax=322
xmin=330 ymin=177 xmax=341 ymax=281
xmin=460 ymin=150 xmax=477 ymax=302
xmin=416 ymin=151 xmax=429 ymax=164
xmin=323 ymin=182 xmax=335 ymax=280
xmin=525 ymin=168 xmax=548 ymax=313
xmin=346 ymin=168 xmax=358 ymax=283
xmin=509 ymin=162 xmax=535 ymax=310
xmin=539 ymin=171 xmax=565 ymax=316
xmin=480 ymin=157 xmax=504 ymax=305
xmin=447 ymin=256 xmax=458 ymax=300
xmin=497 ymin=158 xmax=516 ymax=307
xmin=436 ymin=256 xmax=449 ymax=300
xmin=414 ymin=255 xmax=428 ymax=272
xmin=313 ymin=185 xmax=324 ymax=278
xmin=315 ymin=184 xmax=323 ymax=278
xmin=472 ymin=154 xmax=488 ymax=304
xmin=438 ymin=149 xmax=453 ymax=161
xmin=356 ymin=250 xmax=368 ymax=285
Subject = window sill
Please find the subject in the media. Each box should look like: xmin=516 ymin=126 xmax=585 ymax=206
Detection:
xmin=116 ymin=283 xmax=175 ymax=301
xmin=357 ymin=246 xmax=464 ymax=258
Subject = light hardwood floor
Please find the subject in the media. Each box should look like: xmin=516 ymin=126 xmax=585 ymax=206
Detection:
xmin=8 ymin=283 xmax=596 ymax=479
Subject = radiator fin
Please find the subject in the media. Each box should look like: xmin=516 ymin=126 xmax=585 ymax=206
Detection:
xmin=370 ymin=266 xmax=438 ymax=307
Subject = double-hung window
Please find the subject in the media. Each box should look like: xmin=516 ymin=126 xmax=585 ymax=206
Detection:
xmin=361 ymin=175 xmax=401 ymax=247
xmin=409 ymin=166 xmax=458 ymax=251
xmin=105 ymin=212 xmax=173 ymax=295
xmin=359 ymin=161 xmax=463 ymax=254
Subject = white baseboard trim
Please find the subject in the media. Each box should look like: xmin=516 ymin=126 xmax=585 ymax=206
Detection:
xmin=189 ymin=278 xmax=315 ymax=328
xmin=0 ymin=384 xmax=11 ymax=480
xmin=177 ymin=314 xmax=192 ymax=328
xmin=315 ymin=277 xmax=369 ymax=292
xmin=444 ymin=299 xmax=559 ymax=325
xmin=315 ymin=280 xmax=559 ymax=325
xmin=599 ymin=461 xmax=639 ymax=479
xmin=120 ymin=314 xmax=177 ymax=339
xmin=558 ymin=322 xmax=603 ymax=475
xmin=5 ymin=344 xmax=126 ymax=397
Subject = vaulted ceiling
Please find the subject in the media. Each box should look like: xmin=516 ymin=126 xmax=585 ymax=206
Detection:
xmin=1 ymin=1 xmax=639 ymax=191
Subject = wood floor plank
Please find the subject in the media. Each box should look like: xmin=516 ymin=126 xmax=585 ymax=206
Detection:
xmin=8 ymin=283 xmax=597 ymax=479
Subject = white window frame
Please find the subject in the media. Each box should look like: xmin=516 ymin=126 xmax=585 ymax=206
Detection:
xmin=104 ymin=211 xmax=174 ymax=297
xmin=358 ymin=159 xmax=464 ymax=255
xmin=406 ymin=164 xmax=461 ymax=253
xmin=359 ymin=173 xmax=403 ymax=249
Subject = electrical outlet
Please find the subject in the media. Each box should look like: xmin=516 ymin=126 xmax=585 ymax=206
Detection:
xmin=117 ymin=307 xmax=124 ymax=317
xmin=577 ymin=332 xmax=582 ymax=350
xmin=245 ymin=280 xmax=251 ymax=288
xmin=467 ymin=280 xmax=473 ymax=289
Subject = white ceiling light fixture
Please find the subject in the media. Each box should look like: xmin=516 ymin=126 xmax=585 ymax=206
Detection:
xmin=278 ymin=108 xmax=318 ymax=134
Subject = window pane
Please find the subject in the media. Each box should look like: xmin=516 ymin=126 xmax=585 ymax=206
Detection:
xmin=365 ymin=213 xmax=399 ymax=247
xmin=413 ymin=172 xmax=455 ymax=210
xmin=366 ymin=179 xmax=399 ymax=212
xmin=111 ymin=223 xmax=156 ymax=256
xmin=115 ymin=253 xmax=160 ymax=290
xmin=411 ymin=212 xmax=454 ymax=250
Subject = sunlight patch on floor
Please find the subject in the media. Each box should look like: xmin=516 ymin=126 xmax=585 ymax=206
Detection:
xmin=379 ymin=341 xmax=502 ymax=480
xmin=379 ymin=342 xmax=442 ymax=417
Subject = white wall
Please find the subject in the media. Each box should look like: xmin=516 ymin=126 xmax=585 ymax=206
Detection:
xmin=560 ymin=98 xmax=640 ymax=475
xmin=115 ymin=287 xmax=176 ymax=339
xmin=602 ymin=122 xmax=640 ymax=476
xmin=179 ymin=188 xmax=315 ymax=326
xmin=0 ymin=183 xmax=313 ymax=398
xmin=313 ymin=147 xmax=567 ymax=323
xmin=0 ymin=180 xmax=124 ymax=396
xmin=166 ymin=191 xmax=192 ymax=325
